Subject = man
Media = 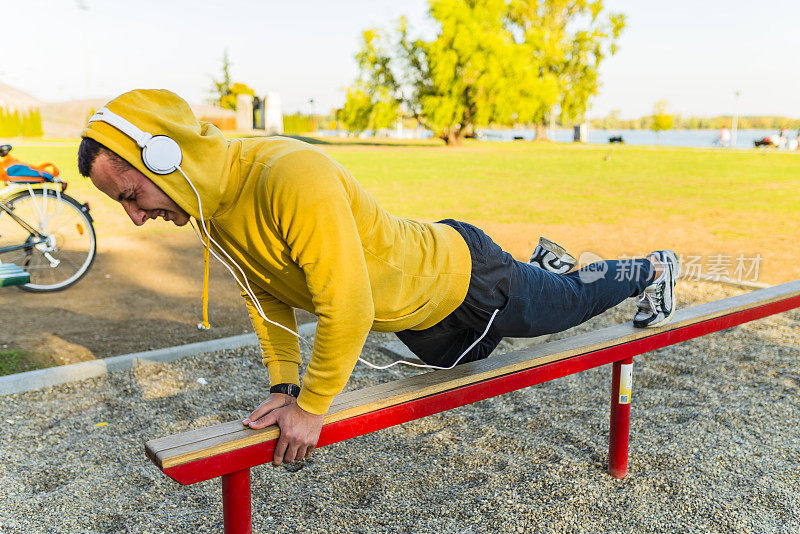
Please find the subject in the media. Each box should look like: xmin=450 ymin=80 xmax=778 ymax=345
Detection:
xmin=79 ymin=89 xmax=679 ymax=467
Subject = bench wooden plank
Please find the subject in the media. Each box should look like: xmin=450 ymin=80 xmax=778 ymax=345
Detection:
xmin=145 ymin=280 xmax=800 ymax=470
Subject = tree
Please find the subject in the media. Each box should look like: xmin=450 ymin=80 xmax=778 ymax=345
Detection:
xmin=508 ymin=0 xmax=625 ymax=140
xmin=21 ymin=109 xmax=43 ymax=137
xmin=209 ymin=50 xmax=256 ymax=111
xmin=344 ymin=1 xmax=534 ymax=145
xmin=0 ymin=108 xmax=22 ymax=137
xmin=339 ymin=30 xmax=400 ymax=134
xmin=398 ymin=0 xmax=533 ymax=145
xmin=651 ymin=99 xmax=673 ymax=145
xmin=346 ymin=0 xmax=624 ymax=146
xmin=209 ymin=50 xmax=233 ymax=108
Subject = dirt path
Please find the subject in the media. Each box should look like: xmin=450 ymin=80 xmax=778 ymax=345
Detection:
xmin=0 ymin=231 xmax=314 ymax=369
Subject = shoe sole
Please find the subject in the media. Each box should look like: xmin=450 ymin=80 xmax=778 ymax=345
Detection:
xmin=639 ymin=301 xmax=676 ymax=328
xmin=529 ymin=237 xmax=577 ymax=273
xmin=538 ymin=237 xmax=567 ymax=257
xmin=640 ymin=250 xmax=678 ymax=328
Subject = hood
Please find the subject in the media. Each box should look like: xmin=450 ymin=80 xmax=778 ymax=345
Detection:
xmin=81 ymin=89 xmax=232 ymax=220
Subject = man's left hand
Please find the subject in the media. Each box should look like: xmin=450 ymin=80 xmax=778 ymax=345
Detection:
xmin=242 ymin=395 xmax=324 ymax=466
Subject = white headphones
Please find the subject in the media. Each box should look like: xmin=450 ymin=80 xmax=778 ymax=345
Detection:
xmin=88 ymin=107 xmax=182 ymax=175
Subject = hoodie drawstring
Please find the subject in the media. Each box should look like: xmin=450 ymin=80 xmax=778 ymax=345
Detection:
xmin=200 ymin=219 xmax=211 ymax=330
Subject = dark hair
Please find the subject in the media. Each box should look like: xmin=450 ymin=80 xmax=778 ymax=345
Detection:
xmin=77 ymin=137 xmax=132 ymax=177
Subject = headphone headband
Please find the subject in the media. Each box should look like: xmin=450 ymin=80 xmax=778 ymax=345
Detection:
xmin=88 ymin=107 xmax=182 ymax=175
xmin=89 ymin=108 xmax=152 ymax=148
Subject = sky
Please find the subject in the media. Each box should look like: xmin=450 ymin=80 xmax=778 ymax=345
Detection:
xmin=2 ymin=0 xmax=800 ymax=119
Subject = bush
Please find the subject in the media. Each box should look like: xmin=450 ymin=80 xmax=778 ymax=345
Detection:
xmin=0 ymin=107 xmax=43 ymax=137
xmin=21 ymin=109 xmax=44 ymax=137
xmin=283 ymin=113 xmax=316 ymax=134
xmin=0 ymin=108 xmax=22 ymax=137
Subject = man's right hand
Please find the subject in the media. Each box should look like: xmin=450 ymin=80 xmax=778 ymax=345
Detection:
xmin=241 ymin=393 xmax=325 ymax=466
xmin=243 ymin=392 xmax=296 ymax=426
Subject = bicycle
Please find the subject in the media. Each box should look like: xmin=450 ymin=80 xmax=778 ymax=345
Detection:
xmin=0 ymin=144 xmax=96 ymax=292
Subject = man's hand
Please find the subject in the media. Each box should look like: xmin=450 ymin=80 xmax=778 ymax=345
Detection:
xmin=242 ymin=393 xmax=325 ymax=466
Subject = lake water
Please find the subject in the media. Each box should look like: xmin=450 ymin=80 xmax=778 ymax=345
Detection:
xmin=317 ymin=128 xmax=798 ymax=150
xmin=477 ymin=128 xmax=796 ymax=150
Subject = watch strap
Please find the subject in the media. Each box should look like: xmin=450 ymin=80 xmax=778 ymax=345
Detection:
xmin=270 ymin=383 xmax=301 ymax=398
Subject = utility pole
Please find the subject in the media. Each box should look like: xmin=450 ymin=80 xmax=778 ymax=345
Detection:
xmin=731 ymin=90 xmax=740 ymax=149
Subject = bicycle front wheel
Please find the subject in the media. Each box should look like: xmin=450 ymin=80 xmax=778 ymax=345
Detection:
xmin=0 ymin=189 xmax=97 ymax=292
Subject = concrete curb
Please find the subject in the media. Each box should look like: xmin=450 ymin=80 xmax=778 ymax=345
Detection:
xmin=0 ymin=321 xmax=318 ymax=396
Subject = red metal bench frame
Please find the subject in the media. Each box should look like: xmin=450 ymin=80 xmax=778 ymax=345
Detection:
xmin=146 ymin=280 xmax=800 ymax=534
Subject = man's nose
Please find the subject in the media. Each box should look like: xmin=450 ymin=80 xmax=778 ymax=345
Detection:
xmin=122 ymin=202 xmax=147 ymax=226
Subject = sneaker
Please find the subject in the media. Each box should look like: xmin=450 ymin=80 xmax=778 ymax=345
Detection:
xmin=528 ymin=237 xmax=576 ymax=274
xmin=633 ymin=250 xmax=680 ymax=328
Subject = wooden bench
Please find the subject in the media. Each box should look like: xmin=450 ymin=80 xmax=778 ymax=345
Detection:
xmin=145 ymin=280 xmax=800 ymax=534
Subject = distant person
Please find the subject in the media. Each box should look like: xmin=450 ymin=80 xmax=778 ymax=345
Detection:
xmin=78 ymin=89 xmax=680 ymax=467
xmin=777 ymin=127 xmax=788 ymax=149
xmin=716 ymin=126 xmax=731 ymax=147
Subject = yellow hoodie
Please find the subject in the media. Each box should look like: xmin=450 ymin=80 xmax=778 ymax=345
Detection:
xmin=82 ymin=89 xmax=472 ymax=414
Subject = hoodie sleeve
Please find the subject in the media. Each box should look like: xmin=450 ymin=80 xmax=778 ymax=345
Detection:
xmin=243 ymin=288 xmax=302 ymax=388
xmin=268 ymin=149 xmax=375 ymax=415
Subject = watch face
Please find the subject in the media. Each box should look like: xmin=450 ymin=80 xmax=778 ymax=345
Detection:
xmin=271 ymin=384 xmax=300 ymax=397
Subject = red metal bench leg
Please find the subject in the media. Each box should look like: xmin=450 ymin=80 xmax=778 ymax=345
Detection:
xmin=222 ymin=468 xmax=252 ymax=534
xmin=608 ymin=357 xmax=633 ymax=479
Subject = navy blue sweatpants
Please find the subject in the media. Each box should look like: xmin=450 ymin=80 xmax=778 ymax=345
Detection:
xmin=395 ymin=220 xmax=655 ymax=367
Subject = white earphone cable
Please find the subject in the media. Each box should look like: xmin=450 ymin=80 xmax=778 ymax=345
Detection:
xmin=177 ymin=166 xmax=312 ymax=346
xmin=357 ymin=308 xmax=500 ymax=370
xmin=176 ymin=165 xmax=498 ymax=371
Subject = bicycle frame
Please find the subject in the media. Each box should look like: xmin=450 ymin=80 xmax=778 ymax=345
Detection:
xmin=0 ymin=182 xmax=63 ymax=254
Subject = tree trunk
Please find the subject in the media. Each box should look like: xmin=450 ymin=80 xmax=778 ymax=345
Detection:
xmin=445 ymin=131 xmax=463 ymax=146
xmin=533 ymin=123 xmax=550 ymax=142
xmin=440 ymin=127 xmax=465 ymax=146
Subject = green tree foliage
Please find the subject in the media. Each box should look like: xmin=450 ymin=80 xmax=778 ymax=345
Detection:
xmin=0 ymin=108 xmax=23 ymax=137
xmin=224 ymin=82 xmax=255 ymax=111
xmin=345 ymin=0 xmax=624 ymax=145
xmin=209 ymin=50 xmax=256 ymax=111
xmin=210 ymin=50 xmax=233 ymax=108
xmin=509 ymin=0 xmax=625 ymax=139
xmin=21 ymin=109 xmax=44 ymax=137
xmin=339 ymin=86 xmax=373 ymax=134
xmin=283 ymin=113 xmax=317 ymax=134
xmin=0 ymin=108 xmax=43 ymax=138
xmin=399 ymin=0 xmax=545 ymax=145
xmin=339 ymin=30 xmax=400 ymax=134
xmin=651 ymin=99 xmax=673 ymax=144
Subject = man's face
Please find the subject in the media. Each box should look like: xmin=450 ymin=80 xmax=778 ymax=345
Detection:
xmin=90 ymin=153 xmax=190 ymax=227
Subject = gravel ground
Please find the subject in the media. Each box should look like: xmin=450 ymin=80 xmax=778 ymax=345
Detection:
xmin=0 ymin=281 xmax=798 ymax=534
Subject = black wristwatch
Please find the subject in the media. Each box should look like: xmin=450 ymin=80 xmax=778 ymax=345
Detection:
xmin=270 ymin=383 xmax=301 ymax=398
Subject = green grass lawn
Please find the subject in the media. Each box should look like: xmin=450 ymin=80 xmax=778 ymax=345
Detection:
xmin=5 ymin=137 xmax=799 ymax=282
xmin=323 ymin=141 xmax=798 ymax=231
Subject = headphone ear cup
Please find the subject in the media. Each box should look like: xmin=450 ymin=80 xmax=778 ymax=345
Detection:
xmin=142 ymin=135 xmax=182 ymax=174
